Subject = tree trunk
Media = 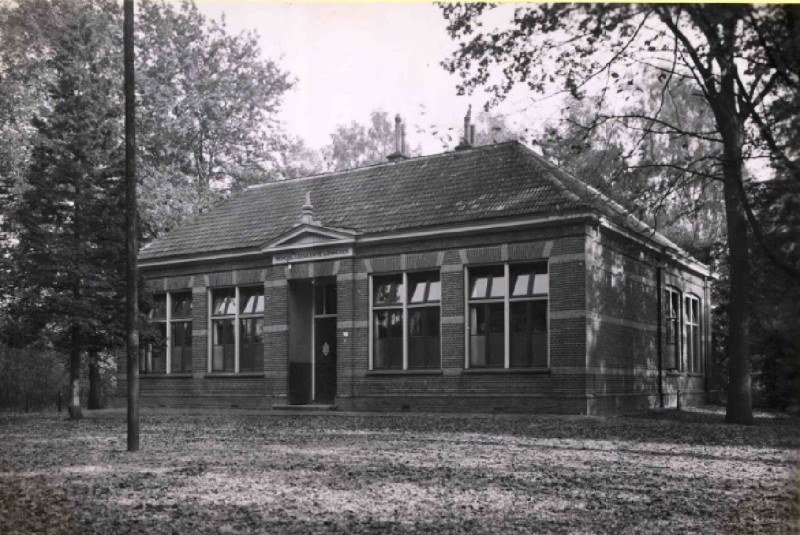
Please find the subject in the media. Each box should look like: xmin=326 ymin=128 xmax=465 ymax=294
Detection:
xmin=719 ymin=117 xmax=754 ymax=425
xmin=124 ymin=0 xmax=140 ymax=452
xmin=88 ymin=351 xmax=103 ymax=410
xmin=67 ymin=325 xmax=83 ymax=419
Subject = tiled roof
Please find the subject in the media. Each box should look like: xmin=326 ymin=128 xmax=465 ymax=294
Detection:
xmin=139 ymin=141 xmax=676 ymax=261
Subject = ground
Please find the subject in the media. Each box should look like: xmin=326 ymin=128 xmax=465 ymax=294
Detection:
xmin=0 ymin=407 xmax=797 ymax=534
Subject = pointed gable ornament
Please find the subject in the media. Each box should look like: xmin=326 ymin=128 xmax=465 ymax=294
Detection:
xmin=300 ymin=191 xmax=315 ymax=225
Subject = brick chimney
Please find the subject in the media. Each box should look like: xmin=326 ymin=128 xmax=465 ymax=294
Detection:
xmin=455 ymin=105 xmax=475 ymax=150
xmin=387 ymin=114 xmax=409 ymax=162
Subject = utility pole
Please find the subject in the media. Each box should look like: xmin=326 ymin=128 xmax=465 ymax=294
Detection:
xmin=124 ymin=0 xmax=139 ymax=452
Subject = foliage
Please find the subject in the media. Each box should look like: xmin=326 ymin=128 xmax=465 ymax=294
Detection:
xmin=2 ymin=0 xmax=125 ymax=352
xmin=0 ymin=410 xmax=796 ymax=533
xmin=135 ymin=0 xmax=293 ymax=238
xmin=440 ymin=3 xmax=800 ymax=424
xmin=326 ymin=110 xmax=404 ymax=171
xmin=0 ymin=341 xmax=65 ymax=410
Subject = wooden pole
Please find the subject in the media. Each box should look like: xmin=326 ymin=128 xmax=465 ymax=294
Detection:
xmin=124 ymin=0 xmax=139 ymax=452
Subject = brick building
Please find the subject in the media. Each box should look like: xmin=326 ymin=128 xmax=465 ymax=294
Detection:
xmin=123 ymin=118 xmax=712 ymax=414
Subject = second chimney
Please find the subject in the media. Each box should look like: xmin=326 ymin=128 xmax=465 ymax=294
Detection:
xmin=387 ymin=114 xmax=409 ymax=162
xmin=455 ymin=106 xmax=474 ymax=150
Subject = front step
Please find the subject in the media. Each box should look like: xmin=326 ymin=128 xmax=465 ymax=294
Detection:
xmin=272 ymin=404 xmax=337 ymax=411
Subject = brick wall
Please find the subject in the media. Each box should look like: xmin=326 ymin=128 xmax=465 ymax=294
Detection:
xmin=123 ymin=222 xmax=595 ymax=414
xmin=585 ymin=225 xmax=710 ymax=414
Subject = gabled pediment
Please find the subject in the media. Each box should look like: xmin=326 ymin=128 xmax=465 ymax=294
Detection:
xmin=260 ymin=223 xmax=358 ymax=254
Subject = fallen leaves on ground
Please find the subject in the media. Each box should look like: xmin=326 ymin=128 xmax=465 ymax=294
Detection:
xmin=0 ymin=407 xmax=796 ymax=534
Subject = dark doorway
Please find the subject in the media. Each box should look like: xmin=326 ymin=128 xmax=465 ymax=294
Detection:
xmin=287 ymin=278 xmax=337 ymax=405
xmin=288 ymin=281 xmax=312 ymax=404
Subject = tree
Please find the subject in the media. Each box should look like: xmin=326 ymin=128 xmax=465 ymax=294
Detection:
xmin=5 ymin=0 xmax=125 ymax=418
xmin=135 ymin=0 xmax=293 ymax=238
xmin=326 ymin=110 xmax=401 ymax=171
xmin=441 ymin=4 xmax=800 ymax=423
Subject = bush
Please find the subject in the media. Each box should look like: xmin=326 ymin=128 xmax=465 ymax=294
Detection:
xmin=0 ymin=341 xmax=66 ymax=411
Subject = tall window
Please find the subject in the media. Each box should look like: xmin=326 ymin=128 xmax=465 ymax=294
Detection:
xmin=372 ymin=275 xmax=404 ymax=369
xmin=509 ymin=264 xmax=548 ymax=367
xmin=684 ymin=295 xmax=701 ymax=373
xmin=239 ymin=287 xmax=264 ymax=372
xmin=145 ymin=294 xmax=168 ymax=374
xmin=371 ymin=271 xmax=441 ymax=370
xmin=144 ymin=292 xmax=192 ymax=374
xmin=468 ymin=266 xmax=506 ymax=367
xmin=468 ymin=262 xmax=549 ymax=369
xmin=170 ymin=293 xmax=193 ymax=373
xmin=210 ymin=287 xmax=264 ymax=373
xmin=407 ymin=272 xmax=440 ymax=369
xmin=664 ymin=287 xmax=681 ymax=370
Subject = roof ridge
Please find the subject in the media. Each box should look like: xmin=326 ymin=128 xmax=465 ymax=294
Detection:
xmin=246 ymin=140 xmax=522 ymax=190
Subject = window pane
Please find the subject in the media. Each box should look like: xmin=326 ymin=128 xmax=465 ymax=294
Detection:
xmin=408 ymin=307 xmax=440 ymax=369
xmin=171 ymin=293 xmax=192 ymax=319
xmin=171 ymin=321 xmax=192 ymax=373
xmin=510 ymin=301 xmax=547 ymax=367
xmin=489 ymin=275 xmax=506 ymax=298
xmin=511 ymin=263 xmax=548 ymax=297
xmin=427 ymin=280 xmax=441 ymax=302
xmin=373 ymin=275 xmax=403 ymax=306
xmin=409 ymin=272 xmax=441 ymax=304
xmin=512 ymin=274 xmax=530 ymax=297
xmin=470 ymin=277 xmax=489 ymax=299
xmin=533 ymin=273 xmax=549 ymax=295
xmin=240 ymin=287 xmax=264 ymax=315
xmin=212 ymin=289 xmax=236 ymax=316
xmin=151 ymin=294 xmax=167 ymax=320
xmin=470 ymin=303 xmax=504 ymax=367
xmin=373 ymin=310 xmax=403 ymax=369
xmin=470 ymin=266 xmax=504 ymax=300
xmin=410 ymin=281 xmax=427 ymax=303
xmin=212 ymin=319 xmax=235 ymax=372
xmin=240 ymin=318 xmax=264 ymax=372
xmin=151 ymin=323 xmax=167 ymax=373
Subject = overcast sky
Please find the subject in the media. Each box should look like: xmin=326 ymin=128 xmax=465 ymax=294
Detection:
xmin=196 ymin=2 xmax=562 ymax=155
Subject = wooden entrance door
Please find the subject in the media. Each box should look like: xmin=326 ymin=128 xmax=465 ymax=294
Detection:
xmin=314 ymin=317 xmax=337 ymax=403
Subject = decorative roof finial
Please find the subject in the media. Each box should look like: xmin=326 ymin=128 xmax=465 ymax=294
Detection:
xmin=300 ymin=191 xmax=314 ymax=224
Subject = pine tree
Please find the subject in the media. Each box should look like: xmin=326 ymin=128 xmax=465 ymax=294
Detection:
xmin=6 ymin=1 xmax=124 ymax=418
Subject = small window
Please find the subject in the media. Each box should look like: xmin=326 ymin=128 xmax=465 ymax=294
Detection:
xmin=239 ymin=287 xmax=265 ymax=315
xmin=510 ymin=263 xmax=548 ymax=297
xmin=469 ymin=266 xmax=506 ymax=300
xmin=213 ymin=289 xmax=237 ymax=316
xmin=373 ymin=275 xmax=404 ymax=306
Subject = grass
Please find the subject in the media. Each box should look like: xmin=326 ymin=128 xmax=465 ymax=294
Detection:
xmin=0 ymin=407 xmax=797 ymax=534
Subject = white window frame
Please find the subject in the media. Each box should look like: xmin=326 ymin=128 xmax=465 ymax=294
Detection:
xmin=464 ymin=261 xmax=550 ymax=369
xmin=148 ymin=291 xmax=192 ymax=374
xmin=368 ymin=270 xmax=442 ymax=371
xmin=664 ymin=286 xmax=682 ymax=371
xmin=208 ymin=286 xmax=265 ymax=374
xmin=684 ymin=294 xmax=701 ymax=374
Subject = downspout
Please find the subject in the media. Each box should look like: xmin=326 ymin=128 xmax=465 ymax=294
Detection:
xmin=350 ymin=261 xmax=356 ymax=403
xmin=656 ymin=253 xmax=664 ymax=408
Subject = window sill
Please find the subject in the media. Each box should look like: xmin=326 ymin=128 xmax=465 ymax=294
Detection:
xmin=366 ymin=369 xmax=443 ymax=376
xmin=462 ymin=367 xmax=551 ymax=375
xmin=204 ymin=373 xmax=266 ymax=379
xmin=140 ymin=373 xmax=193 ymax=379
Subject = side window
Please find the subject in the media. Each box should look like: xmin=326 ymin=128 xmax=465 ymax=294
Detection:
xmin=664 ymin=287 xmax=681 ymax=370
